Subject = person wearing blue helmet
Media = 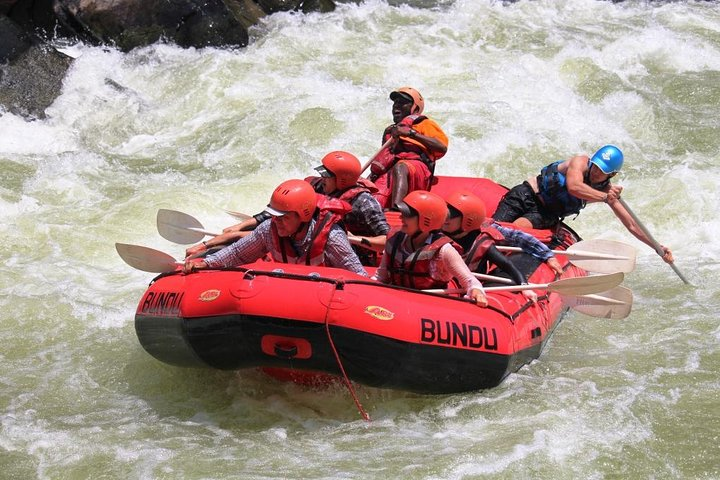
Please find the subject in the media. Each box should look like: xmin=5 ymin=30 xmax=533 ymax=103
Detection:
xmin=493 ymin=145 xmax=674 ymax=263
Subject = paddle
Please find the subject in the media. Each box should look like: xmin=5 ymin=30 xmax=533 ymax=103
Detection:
xmin=618 ymin=198 xmax=690 ymax=285
xmin=157 ymin=209 xmax=221 ymax=244
xmin=425 ymin=272 xmax=624 ymax=296
xmin=361 ymin=138 xmax=394 ymax=175
xmin=225 ymin=210 xmax=252 ymax=221
xmin=115 ymin=243 xmax=182 ymax=273
xmin=562 ymin=286 xmax=633 ymax=319
xmin=496 ymin=239 xmax=636 ymax=274
xmin=472 ymin=271 xmax=632 ymax=318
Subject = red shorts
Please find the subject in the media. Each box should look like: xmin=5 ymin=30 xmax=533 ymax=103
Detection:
xmin=372 ymin=160 xmax=431 ymax=209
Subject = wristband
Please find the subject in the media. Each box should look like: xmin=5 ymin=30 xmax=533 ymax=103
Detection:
xmin=361 ymin=238 xmax=371 ymax=247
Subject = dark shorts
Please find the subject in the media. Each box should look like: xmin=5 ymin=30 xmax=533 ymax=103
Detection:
xmin=493 ymin=181 xmax=559 ymax=230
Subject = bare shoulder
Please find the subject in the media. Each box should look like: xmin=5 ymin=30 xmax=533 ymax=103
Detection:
xmin=565 ymin=155 xmax=590 ymax=173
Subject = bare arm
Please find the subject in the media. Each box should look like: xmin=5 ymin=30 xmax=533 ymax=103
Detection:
xmin=565 ymin=156 xmax=622 ymax=203
xmin=393 ymin=123 xmax=447 ymax=155
xmin=607 ymin=197 xmax=674 ymax=263
xmin=185 ymin=229 xmax=253 ymax=258
xmin=348 ymin=234 xmax=387 ymax=253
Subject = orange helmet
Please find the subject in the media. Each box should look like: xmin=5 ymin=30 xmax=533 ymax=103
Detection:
xmin=445 ymin=190 xmax=487 ymax=232
xmin=265 ymin=179 xmax=317 ymax=222
xmin=315 ymin=151 xmax=361 ymax=190
xmin=395 ymin=190 xmax=448 ymax=232
xmin=389 ymin=87 xmax=425 ymax=115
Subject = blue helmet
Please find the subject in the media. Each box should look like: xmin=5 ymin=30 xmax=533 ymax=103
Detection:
xmin=590 ymin=145 xmax=624 ymax=174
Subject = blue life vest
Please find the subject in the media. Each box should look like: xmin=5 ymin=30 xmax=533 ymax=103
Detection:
xmin=536 ymin=161 xmax=589 ymax=218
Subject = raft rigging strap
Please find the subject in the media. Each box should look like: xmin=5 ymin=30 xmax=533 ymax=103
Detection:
xmin=323 ymin=304 xmax=370 ymax=422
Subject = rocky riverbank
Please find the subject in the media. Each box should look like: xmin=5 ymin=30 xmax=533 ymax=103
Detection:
xmin=0 ymin=0 xmax=335 ymax=118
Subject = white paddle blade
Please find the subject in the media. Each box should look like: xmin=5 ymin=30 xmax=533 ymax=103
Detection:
xmin=563 ymin=286 xmax=633 ymax=319
xmin=224 ymin=209 xmax=252 ymax=221
xmin=547 ymin=272 xmax=624 ymax=296
xmin=430 ymin=272 xmax=626 ymax=296
xmin=115 ymin=243 xmax=181 ymax=273
xmin=157 ymin=209 xmax=207 ymax=244
xmin=482 ymin=272 xmax=624 ymax=296
xmin=565 ymin=239 xmax=637 ymax=273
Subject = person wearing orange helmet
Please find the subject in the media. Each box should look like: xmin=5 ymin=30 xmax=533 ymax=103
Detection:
xmin=443 ymin=190 xmax=564 ymax=276
xmin=373 ymin=190 xmax=488 ymax=307
xmin=443 ymin=190 xmax=570 ymax=303
xmin=183 ymin=179 xmax=367 ymax=276
xmin=312 ymin=151 xmax=389 ymax=261
xmin=368 ymin=87 xmax=449 ymax=209
xmin=186 ymin=151 xmax=389 ymax=265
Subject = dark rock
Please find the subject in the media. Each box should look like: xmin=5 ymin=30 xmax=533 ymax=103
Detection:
xmin=6 ymin=0 xmax=75 ymax=39
xmin=0 ymin=0 xmax=337 ymax=119
xmin=0 ymin=40 xmax=73 ymax=118
xmin=257 ymin=0 xmax=335 ymax=13
xmin=53 ymin=0 xmax=249 ymax=52
xmin=221 ymin=0 xmax=266 ymax=30
xmin=0 ymin=14 xmax=32 ymax=63
xmin=0 ymin=0 xmax=19 ymax=15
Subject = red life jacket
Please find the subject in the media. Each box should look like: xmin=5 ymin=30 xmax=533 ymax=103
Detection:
xmin=463 ymin=222 xmax=505 ymax=272
xmin=302 ymin=176 xmax=377 ymax=203
xmin=303 ymin=176 xmax=378 ymax=235
xmin=333 ymin=178 xmax=377 ymax=202
xmin=492 ymin=218 xmax=554 ymax=244
xmin=370 ymin=115 xmax=429 ymax=177
xmin=385 ymin=231 xmax=460 ymax=290
xmin=269 ymin=195 xmax=352 ymax=266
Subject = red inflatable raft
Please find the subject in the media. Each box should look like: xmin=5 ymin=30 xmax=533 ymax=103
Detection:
xmin=134 ymin=177 xmax=585 ymax=394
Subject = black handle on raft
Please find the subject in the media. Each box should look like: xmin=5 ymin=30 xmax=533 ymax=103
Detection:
xmin=274 ymin=343 xmax=298 ymax=359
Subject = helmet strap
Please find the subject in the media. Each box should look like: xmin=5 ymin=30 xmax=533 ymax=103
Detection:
xmin=290 ymin=222 xmax=309 ymax=240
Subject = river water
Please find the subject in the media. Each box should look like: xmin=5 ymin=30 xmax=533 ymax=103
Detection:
xmin=1 ymin=0 xmax=718 ymax=478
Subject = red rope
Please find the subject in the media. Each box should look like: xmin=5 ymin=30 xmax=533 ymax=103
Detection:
xmin=324 ymin=318 xmax=370 ymax=422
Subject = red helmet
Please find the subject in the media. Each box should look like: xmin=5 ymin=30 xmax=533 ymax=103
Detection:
xmin=315 ymin=151 xmax=361 ymax=190
xmin=265 ymin=179 xmax=317 ymax=222
xmin=445 ymin=190 xmax=487 ymax=232
xmin=395 ymin=190 xmax=448 ymax=232
xmin=389 ymin=87 xmax=425 ymax=115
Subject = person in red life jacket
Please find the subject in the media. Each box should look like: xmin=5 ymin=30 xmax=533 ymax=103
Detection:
xmin=368 ymin=87 xmax=449 ymax=209
xmin=493 ymin=145 xmax=674 ymax=263
xmin=185 ymin=151 xmax=390 ymax=265
xmin=183 ymin=179 xmax=368 ymax=276
xmin=442 ymin=190 xmax=566 ymax=304
xmin=444 ymin=190 xmax=564 ymax=275
xmin=372 ymin=190 xmax=487 ymax=307
xmin=311 ymin=151 xmax=389 ymax=261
